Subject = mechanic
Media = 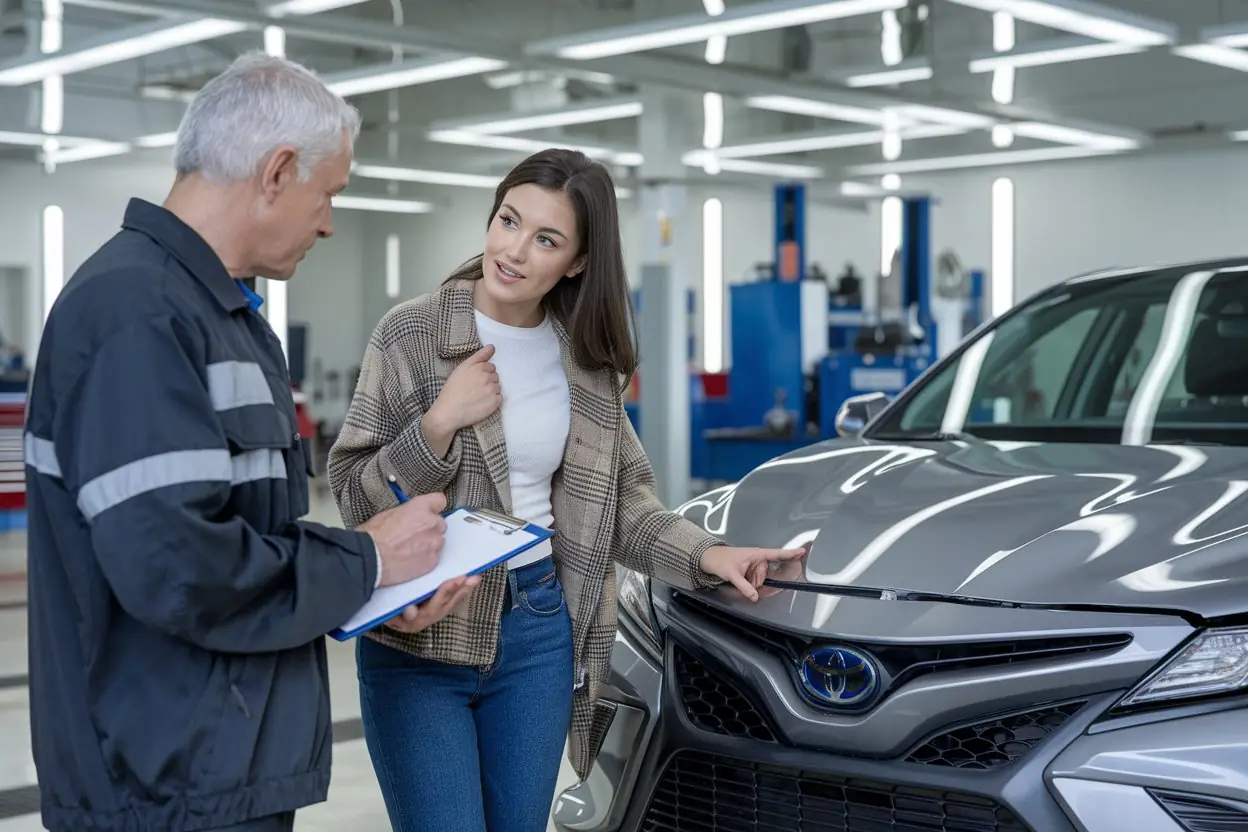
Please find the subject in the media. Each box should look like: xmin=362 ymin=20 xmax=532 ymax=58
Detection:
xmin=22 ymin=52 xmax=475 ymax=832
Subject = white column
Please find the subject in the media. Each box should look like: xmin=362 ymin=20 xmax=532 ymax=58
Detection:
xmin=637 ymin=85 xmax=698 ymax=506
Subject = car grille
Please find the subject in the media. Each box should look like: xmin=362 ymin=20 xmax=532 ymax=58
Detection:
xmin=672 ymin=594 xmax=1132 ymax=695
xmin=641 ymin=750 xmax=1031 ymax=831
xmin=905 ymin=701 xmax=1086 ymax=770
xmin=1149 ymin=790 xmax=1248 ymax=832
xmin=675 ymin=646 xmax=778 ymax=743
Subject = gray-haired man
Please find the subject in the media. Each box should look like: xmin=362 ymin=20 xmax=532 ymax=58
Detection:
xmin=23 ymin=53 xmax=476 ymax=832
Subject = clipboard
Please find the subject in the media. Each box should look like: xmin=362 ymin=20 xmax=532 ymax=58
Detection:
xmin=329 ymin=507 xmax=554 ymax=641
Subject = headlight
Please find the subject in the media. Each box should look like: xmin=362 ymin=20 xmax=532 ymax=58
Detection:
xmin=617 ymin=566 xmax=660 ymax=651
xmin=1117 ymin=626 xmax=1248 ymax=709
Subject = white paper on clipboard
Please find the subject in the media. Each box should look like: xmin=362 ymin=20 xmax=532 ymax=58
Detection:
xmin=330 ymin=507 xmax=552 ymax=640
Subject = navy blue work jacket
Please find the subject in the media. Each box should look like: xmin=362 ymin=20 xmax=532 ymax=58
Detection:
xmin=23 ymin=198 xmax=378 ymax=831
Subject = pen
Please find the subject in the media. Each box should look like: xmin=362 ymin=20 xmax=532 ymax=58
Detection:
xmin=387 ymin=475 xmax=409 ymax=505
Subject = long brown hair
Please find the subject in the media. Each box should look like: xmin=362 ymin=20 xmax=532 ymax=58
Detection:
xmin=445 ymin=148 xmax=638 ymax=379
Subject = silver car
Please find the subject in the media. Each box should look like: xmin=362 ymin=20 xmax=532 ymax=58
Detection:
xmin=554 ymin=258 xmax=1248 ymax=832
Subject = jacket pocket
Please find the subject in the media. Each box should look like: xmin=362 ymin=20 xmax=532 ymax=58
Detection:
xmin=219 ymin=408 xmax=306 ymax=525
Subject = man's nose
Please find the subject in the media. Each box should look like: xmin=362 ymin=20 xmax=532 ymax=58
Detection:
xmin=319 ymin=218 xmax=334 ymax=239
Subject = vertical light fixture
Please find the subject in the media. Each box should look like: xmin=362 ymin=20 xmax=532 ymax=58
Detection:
xmin=881 ymin=8 xmax=903 ymax=65
xmin=991 ymin=9 xmax=1016 ymax=151
xmin=702 ymin=197 xmax=724 ymax=373
xmin=880 ymin=195 xmax=903 ymax=276
xmin=702 ymin=92 xmax=724 ymax=174
xmin=42 ymin=205 xmax=64 ymax=321
xmin=703 ymin=0 xmax=727 ymax=64
xmin=40 ymin=0 xmax=64 ymax=173
xmin=882 ymin=108 xmax=902 ymax=161
xmin=385 ymin=233 xmax=401 ymax=298
xmin=990 ymin=176 xmax=1014 ymax=316
xmin=262 ymin=24 xmax=289 ymax=360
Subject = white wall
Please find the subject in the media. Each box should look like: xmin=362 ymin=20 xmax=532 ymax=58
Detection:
xmin=904 ymin=147 xmax=1248 ymax=304
xmin=0 ymin=156 xmax=367 ymax=385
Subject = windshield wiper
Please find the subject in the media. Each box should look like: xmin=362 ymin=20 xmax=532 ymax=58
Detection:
xmin=761 ymin=579 xmax=1203 ymax=625
xmin=871 ymin=430 xmax=984 ymax=443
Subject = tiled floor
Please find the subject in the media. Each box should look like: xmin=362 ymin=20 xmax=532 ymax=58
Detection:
xmin=0 ymin=484 xmax=579 ymax=831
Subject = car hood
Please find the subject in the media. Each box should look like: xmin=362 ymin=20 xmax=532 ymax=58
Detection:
xmin=683 ymin=438 xmax=1248 ymax=621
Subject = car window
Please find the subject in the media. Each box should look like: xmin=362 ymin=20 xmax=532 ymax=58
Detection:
xmin=873 ymin=268 xmax=1248 ymax=445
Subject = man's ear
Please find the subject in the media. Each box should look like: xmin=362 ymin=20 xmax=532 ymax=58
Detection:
xmin=260 ymin=146 xmax=300 ymax=202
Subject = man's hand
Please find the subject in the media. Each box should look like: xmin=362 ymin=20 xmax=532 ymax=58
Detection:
xmin=359 ymin=493 xmax=448 ymax=587
xmin=384 ymin=575 xmax=480 ymax=633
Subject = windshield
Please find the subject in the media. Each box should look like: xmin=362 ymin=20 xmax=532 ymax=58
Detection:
xmin=868 ymin=266 xmax=1248 ymax=446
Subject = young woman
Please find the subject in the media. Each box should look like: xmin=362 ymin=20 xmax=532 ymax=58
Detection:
xmin=327 ymin=148 xmax=803 ymax=832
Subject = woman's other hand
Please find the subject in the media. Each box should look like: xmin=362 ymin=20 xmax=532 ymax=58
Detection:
xmin=699 ymin=545 xmax=808 ymax=602
xmin=384 ymin=575 xmax=481 ymax=634
xmin=422 ymin=345 xmax=502 ymax=454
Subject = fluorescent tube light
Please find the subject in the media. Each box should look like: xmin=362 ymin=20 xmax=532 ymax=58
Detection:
xmin=847 ymin=143 xmax=1122 ymax=175
xmin=944 ymin=0 xmax=1175 ymax=46
xmin=744 ymin=95 xmax=891 ymax=126
xmin=427 ymin=129 xmax=644 ymax=166
xmin=702 ymin=197 xmax=725 ymax=373
xmin=881 ymin=195 xmax=902 ymax=276
xmin=531 ymin=0 xmax=906 ymax=60
xmin=703 ymin=92 xmax=724 ymax=150
xmin=1229 ymin=129 xmax=1248 ymax=141
xmin=1208 ymin=23 xmax=1248 ymax=49
xmin=969 ymin=36 xmax=1145 ymax=71
xmin=1171 ymin=43 xmax=1248 ymax=73
xmin=42 ymin=141 xmax=131 ymax=164
xmin=264 ymin=25 xmax=286 ymax=57
xmin=0 ymin=18 xmax=248 ymax=85
xmin=385 ymin=234 xmax=401 ymax=299
xmin=264 ymin=279 xmax=288 ymax=359
xmin=265 ymin=0 xmax=369 ymax=16
xmin=714 ymin=122 xmax=965 ymax=159
xmin=352 ymin=164 xmax=499 ymax=189
xmin=327 ymin=55 xmax=507 ymax=98
xmin=892 ymin=104 xmax=997 ymax=128
xmin=991 ymin=177 xmax=1014 ymax=316
xmin=134 ymin=132 xmax=179 ymax=148
xmin=1009 ymin=121 xmax=1139 ymax=150
xmin=0 ymin=130 xmax=98 ymax=147
xmin=332 ymin=195 xmax=434 ymax=214
xmin=845 ymin=64 xmax=933 ymax=86
xmin=682 ymin=150 xmax=824 ymax=178
xmin=42 ymin=205 xmax=64 ymax=322
xmin=437 ymin=99 xmax=642 ymax=135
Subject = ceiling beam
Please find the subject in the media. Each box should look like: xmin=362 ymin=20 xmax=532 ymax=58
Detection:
xmin=51 ymin=0 xmax=1142 ymax=148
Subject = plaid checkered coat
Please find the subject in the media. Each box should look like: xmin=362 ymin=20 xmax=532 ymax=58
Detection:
xmin=327 ymin=277 xmax=723 ymax=780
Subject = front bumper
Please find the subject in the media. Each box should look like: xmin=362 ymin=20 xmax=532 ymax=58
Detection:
xmin=552 ymin=592 xmax=1248 ymax=832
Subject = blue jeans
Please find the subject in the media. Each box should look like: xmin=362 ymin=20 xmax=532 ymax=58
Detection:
xmin=356 ymin=556 xmax=574 ymax=832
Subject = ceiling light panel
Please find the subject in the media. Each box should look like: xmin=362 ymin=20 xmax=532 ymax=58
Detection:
xmin=326 ymin=56 xmax=507 ymax=98
xmin=744 ymin=95 xmax=890 ymax=126
xmin=529 ymin=0 xmax=907 ymax=60
xmin=945 ymin=0 xmax=1176 ymax=47
xmin=683 ymin=150 xmax=824 ymax=178
xmin=1009 ymin=121 xmax=1140 ymax=150
xmin=333 ymin=195 xmax=434 ymax=214
xmin=0 ymin=18 xmax=247 ymax=85
xmin=847 ymin=144 xmax=1124 ymax=175
xmin=427 ymin=129 xmax=644 ymax=166
xmin=264 ymin=0 xmax=369 ymax=16
xmin=437 ymin=99 xmax=643 ymax=135
xmin=844 ymin=63 xmax=933 ymax=86
xmin=968 ymin=35 xmax=1146 ymax=71
xmin=1171 ymin=43 xmax=1248 ymax=73
xmin=352 ymin=164 xmax=499 ymax=189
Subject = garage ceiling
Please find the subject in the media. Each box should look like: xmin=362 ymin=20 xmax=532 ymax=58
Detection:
xmin=2 ymin=0 xmax=1248 ymax=198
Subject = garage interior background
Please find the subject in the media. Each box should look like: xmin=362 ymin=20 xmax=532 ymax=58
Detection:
xmin=3 ymin=0 xmax=1248 ymax=426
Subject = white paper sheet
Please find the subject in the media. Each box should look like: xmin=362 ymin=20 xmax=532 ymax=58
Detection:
xmin=331 ymin=508 xmax=548 ymax=639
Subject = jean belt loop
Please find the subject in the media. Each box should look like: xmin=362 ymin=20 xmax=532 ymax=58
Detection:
xmin=507 ymin=568 xmax=520 ymax=610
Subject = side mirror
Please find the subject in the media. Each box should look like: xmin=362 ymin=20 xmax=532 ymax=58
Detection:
xmin=835 ymin=392 xmax=890 ymax=437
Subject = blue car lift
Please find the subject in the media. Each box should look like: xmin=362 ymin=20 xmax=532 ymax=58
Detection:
xmin=626 ymin=183 xmax=985 ymax=483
